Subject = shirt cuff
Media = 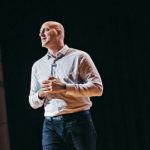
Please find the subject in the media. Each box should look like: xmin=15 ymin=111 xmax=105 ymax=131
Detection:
xmin=38 ymin=93 xmax=45 ymax=101
xmin=65 ymin=84 xmax=76 ymax=95
xmin=34 ymin=92 xmax=45 ymax=102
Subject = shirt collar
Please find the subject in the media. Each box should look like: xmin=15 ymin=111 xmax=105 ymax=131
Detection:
xmin=47 ymin=45 xmax=69 ymax=60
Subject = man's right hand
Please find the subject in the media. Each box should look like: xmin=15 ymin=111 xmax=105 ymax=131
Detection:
xmin=38 ymin=80 xmax=52 ymax=99
xmin=38 ymin=76 xmax=66 ymax=99
xmin=38 ymin=88 xmax=49 ymax=99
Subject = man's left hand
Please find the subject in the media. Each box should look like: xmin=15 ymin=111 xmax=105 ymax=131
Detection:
xmin=42 ymin=76 xmax=66 ymax=93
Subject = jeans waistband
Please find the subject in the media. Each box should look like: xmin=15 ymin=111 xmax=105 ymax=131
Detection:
xmin=45 ymin=110 xmax=90 ymax=121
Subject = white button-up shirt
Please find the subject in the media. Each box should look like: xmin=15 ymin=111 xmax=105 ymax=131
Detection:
xmin=29 ymin=45 xmax=103 ymax=116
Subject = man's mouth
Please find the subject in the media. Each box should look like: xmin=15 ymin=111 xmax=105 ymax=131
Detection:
xmin=41 ymin=37 xmax=47 ymax=42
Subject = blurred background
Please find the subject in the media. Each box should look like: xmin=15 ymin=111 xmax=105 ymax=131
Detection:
xmin=0 ymin=1 xmax=150 ymax=150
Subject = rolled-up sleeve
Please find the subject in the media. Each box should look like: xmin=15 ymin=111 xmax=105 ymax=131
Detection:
xmin=29 ymin=64 xmax=44 ymax=109
xmin=66 ymin=52 xmax=103 ymax=97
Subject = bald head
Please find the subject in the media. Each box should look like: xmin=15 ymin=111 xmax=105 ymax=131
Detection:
xmin=39 ymin=21 xmax=65 ymax=50
xmin=41 ymin=21 xmax=65 ymax=37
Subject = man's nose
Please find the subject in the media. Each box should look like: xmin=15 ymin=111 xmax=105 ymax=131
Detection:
xmin=39 ymin=31 xmax=45 ymax=37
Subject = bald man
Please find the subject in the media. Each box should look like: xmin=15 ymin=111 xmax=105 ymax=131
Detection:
xmin=29 ymin=21 xmax=103 ymax=150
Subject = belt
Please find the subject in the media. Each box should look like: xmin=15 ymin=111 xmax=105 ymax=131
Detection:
xmin=45 ymin=110 xmax=90 ymax=121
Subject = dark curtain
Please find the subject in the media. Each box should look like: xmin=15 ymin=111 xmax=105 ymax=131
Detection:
xmin=0 ymin=1 xmax=149 ymax=150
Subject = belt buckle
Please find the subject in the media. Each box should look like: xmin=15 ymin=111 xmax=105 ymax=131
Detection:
xmin=53 ymin=115 xmax=63 ymax=121
xmin=45 ymin=116 xmax=52 ymax=121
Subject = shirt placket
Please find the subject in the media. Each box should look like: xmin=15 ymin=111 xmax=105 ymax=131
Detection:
xmin=50 ymin=53 xmax=63 ymax=77
xmin=51 ymin=60 xmax=57 ymax=77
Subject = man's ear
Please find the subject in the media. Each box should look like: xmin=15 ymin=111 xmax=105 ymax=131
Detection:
xmin=50 ymin=29 xmax=58 ymax=36
xmin=56 ymin=28 xmax=62 ymax=35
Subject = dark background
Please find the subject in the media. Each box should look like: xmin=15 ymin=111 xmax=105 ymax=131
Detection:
xmin=0 ymin=1 xmax=150 ymax=150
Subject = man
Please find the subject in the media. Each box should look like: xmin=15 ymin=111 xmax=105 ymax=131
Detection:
xmin=29 ymin=21 xmax=103 ymax=150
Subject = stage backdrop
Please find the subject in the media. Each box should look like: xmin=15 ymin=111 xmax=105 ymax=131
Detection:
xmin=0 ymin=1 xmax=149 ymax=150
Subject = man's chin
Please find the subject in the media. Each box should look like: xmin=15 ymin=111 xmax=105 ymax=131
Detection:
xmin=41 ymin=42 xmax=47 ymax=48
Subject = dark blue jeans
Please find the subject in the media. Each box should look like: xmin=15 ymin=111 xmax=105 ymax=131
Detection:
xmin=42 ymin=110 xmax=97 ymax=150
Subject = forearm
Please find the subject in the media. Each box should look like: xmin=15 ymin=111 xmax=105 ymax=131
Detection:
xmin=69 ymin=52 xmax=103 ymax=97
xmin=29 ymin=64 xmax=45 ymax=109
xmin=29 ymin=91 xmax=44 ymax=109
xmin=66 ymin=81 xmax=103 ymax=97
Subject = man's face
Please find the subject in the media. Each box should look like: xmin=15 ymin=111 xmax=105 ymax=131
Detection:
xmin=39 ymin=23 xmax=58 ymax=48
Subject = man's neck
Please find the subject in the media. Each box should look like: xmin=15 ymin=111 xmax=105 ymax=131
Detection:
xmin=47 ymin=43 xmax=64 ymax=58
